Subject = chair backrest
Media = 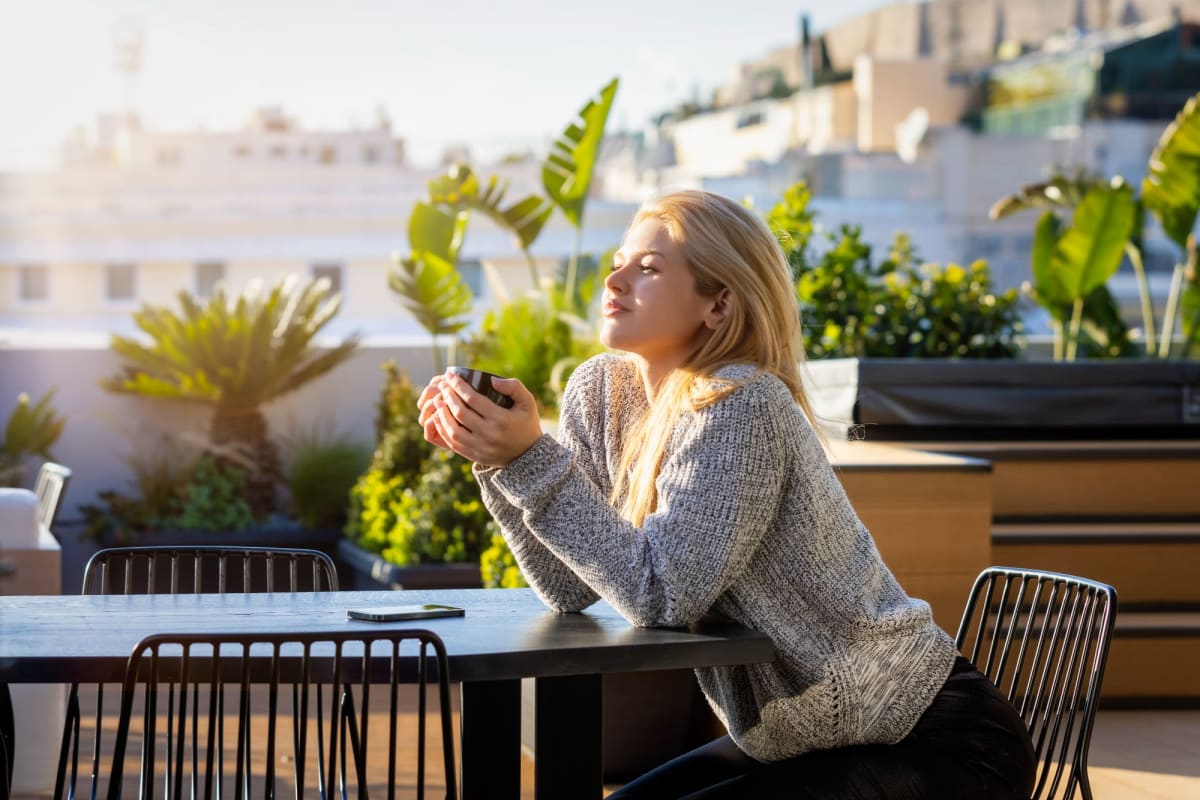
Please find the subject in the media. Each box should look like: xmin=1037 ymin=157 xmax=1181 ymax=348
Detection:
xmin=82 ymin=545 xmax=340 ymax=595
xmin=56 ymin=547 xmax=340 ymax=800
xmin=106 ymin=630 xmax=457 ymax=800
xmin=33 ymin=462 xmax=71 ymax=531
xmin=955 ymin=566 xmax=1117 ymax=800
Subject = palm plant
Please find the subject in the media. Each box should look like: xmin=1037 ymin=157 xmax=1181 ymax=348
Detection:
xmin=102 ymin=275 xmax=360 ymax=517
xmin=1 ymin=390 xmax=66 ymax=487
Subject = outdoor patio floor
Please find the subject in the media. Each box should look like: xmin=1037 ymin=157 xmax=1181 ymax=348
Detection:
xmin=20 ymin=687 xmax=1200 ymax=799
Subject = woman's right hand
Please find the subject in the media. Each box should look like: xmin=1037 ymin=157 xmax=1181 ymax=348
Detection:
xmin=417 ymin=375 xmax=451 ymax=449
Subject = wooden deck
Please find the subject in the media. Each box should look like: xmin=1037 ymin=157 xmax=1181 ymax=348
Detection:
xmin=18 ymin=687 xmax=1199 ymax=799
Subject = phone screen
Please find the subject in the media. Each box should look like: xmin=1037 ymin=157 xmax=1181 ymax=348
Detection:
xmin=346 ymin=604 xmax=465 ymax=622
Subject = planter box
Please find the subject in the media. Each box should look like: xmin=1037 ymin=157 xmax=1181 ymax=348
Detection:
xmin=337 ymin=538 xmax=482 ymax=590
xmin=807 ymin=358 xmax=1200 ymax=441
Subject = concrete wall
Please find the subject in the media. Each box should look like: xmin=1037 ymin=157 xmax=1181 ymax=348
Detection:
xmin=0 ymin=340 xmax=439 ymax=520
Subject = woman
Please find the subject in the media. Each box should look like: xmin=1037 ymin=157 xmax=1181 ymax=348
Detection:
xmin=418 ymin=190 xmax=1035 ymax=799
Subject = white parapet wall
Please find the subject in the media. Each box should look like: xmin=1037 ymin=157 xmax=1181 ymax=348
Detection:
xmin=0 ymin=337 xmax=440 ymax=521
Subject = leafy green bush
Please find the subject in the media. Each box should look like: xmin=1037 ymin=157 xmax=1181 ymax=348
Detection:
xmin=80 ymin=452 xmax=252 ymax=542
xmin=159 ymin=455 xmax=254 ymax=532
xmin=769 ymin=182 xmax=1023 ymax=359
xmin=284 ymin=436 xmax=371 ymax=529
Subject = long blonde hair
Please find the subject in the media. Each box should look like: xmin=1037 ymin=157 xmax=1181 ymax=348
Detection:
xmin=612 ymin=190 xmax=817 ymax=525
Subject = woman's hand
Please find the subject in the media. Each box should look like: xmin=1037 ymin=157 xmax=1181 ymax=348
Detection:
xmin=419 ymin=370 xmax=543 ymax=467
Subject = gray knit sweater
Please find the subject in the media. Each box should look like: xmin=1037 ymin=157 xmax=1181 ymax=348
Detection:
xmin=474 ymin=353 xmax=957 ymax=762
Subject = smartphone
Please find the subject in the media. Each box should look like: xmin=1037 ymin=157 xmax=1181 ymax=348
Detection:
xmin=346 ymin=604 xmax=465 ymax=622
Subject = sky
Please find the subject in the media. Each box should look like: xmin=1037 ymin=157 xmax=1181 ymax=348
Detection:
xmin=0 ymin=0 xmax=891 ymax=171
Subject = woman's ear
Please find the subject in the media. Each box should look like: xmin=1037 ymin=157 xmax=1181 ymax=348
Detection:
xmin=704 ymin=288 xmax=732 ymax=330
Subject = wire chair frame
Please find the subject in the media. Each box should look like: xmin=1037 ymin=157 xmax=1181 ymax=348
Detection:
xmin=81 ymin=546 xmax=340 ymax=595
xmin=55 ymin=547 xmax=340 ymax=800
xmin=955 ymin=566 xmax=1118 ymax=800
xmin=105 ymin=631 xmax=457 ymax=800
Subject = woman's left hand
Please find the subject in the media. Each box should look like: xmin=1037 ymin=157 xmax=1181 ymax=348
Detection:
xmin=429 ymin=371 xmax=544 ymax=467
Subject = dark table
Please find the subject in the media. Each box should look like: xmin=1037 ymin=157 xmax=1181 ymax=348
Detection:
xmin=0 ymin=588 xmax=773 ymax=799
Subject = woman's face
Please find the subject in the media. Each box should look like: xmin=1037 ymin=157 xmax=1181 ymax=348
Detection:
xmin=601 ymin=218 xmax=724 ymax=371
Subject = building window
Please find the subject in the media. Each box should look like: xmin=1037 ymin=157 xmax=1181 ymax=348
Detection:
xmin=18 ymin=264 xmax=49 ymax=302
xmin=233 ymin=145 xmax=252 ymax=158
xmin=363 ymin=146 xmax=379 ymax=163
xmin=311 ymin=263 xmax=343 ymax=295
xmin=156 ymin=148 xmax=182 ymax=166
xmin=195 ymin=261 xmax=225 ymax=298
xmin=318 ymin=146 xmax=337 ymax=165
xmin=270 ymin=144 xmax=288 ymax=159
xmin=105 ymin=263 xmax=137 ymax=302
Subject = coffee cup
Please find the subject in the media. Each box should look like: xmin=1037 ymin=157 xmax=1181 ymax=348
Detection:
xmin=447 ymin=366 xmax=515 ymax=409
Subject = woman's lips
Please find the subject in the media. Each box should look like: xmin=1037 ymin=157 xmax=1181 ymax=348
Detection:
xmin=603 ymin=300 xmax=629 ymax=317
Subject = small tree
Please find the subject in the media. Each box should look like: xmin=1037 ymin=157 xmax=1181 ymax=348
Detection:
xmin=102 ymin=275 xmax=359 ymax=517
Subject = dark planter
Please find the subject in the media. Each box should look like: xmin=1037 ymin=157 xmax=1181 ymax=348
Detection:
xmin=336 ymin=538 xmax=483 ymax=590
xmin=807 ymin=358 xmax=1200 ymax=441
xmin=54 ymin=523 xmax=344 ymax=594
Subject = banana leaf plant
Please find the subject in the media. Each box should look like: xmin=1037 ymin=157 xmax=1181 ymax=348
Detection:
xmin=387 ymin=201 xmax=474 ymax=372
xmin=427 ymin=164 xmax=553 ymax=288
xmin=1 ymin=389 xmax=66 ymax=487
xmin=993 ymin=91 xmax=1200 ymax=358
xmin=103 ymin=275 xmax=360 ymax=517
xmin=1142 ymin=92 xmax=1200 ymax=357
xmin=1029 ymin=183 xmax=1136 ymax=360
xmin=543 ymin=77 xmax=619 ymax=307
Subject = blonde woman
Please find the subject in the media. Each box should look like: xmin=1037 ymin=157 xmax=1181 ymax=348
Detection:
xmin=418 ymin=190 xmax=1034 ymax=799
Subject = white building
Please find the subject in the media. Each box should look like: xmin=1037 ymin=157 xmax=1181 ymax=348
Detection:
xmin=0 ymin=108 xmax=635 ymax=346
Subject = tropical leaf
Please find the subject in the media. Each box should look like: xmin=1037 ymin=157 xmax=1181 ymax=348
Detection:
xmin=408 ymin=201 xmax=467 ymax=263
xmin=429 ymin=165 xmax=552 ymax=251
xmin=1031 ymin=211 xmax=1067 ymax=307
xmin=542 ymin=77 xmax=619 ymax=228
xmin=1143 ymin=91 xmax=1200 ymax=249
xmin=1051 ymin=184 xmax=1137 ymax=300
xmin=387 ymin=252 xmax=472 ymax=337
xmin=989 ymin=169 xmax=1106 ymax=220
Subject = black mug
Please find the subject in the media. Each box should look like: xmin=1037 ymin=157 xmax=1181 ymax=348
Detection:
xmin=447 ymin=366 xmax=515 ymax=409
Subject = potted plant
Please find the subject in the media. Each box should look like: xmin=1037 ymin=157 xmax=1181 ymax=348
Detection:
xmin=798 ymin=91 xmax=1200 ymax=441
xmin=65 ymin=275 xmax=361 ymax=589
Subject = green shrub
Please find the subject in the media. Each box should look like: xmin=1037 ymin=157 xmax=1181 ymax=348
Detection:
xmin=769 ymin=182 xmax=1023 ymax=359
xmin=284 ymin=437 xmax=371 ymax=529
xmin=158 ymin=455 xmax=254 ymax=532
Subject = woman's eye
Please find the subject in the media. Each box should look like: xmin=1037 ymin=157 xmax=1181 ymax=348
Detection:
xmin=640 ymin=264 xmax=657 ymax=274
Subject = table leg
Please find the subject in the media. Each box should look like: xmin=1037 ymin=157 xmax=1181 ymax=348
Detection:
xmin=535 ymin=674 xmax=603 ymax=800
xmin=460 ymin=679 xmax=521 ymax=800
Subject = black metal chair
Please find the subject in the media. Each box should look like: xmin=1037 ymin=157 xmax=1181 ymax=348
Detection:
xmin=80 ymin=545 xmax=340 ymax=595
xmin=56 ymin=547 xmax=341 ymax=800
xmin=33 ymin=462 xmax=71 ymax=532
xmin=955 ymin=566 xmax=1118 ymax=800
xmin=105 ymin=630 xmax=457 ymax=800
xmin=1 ymin=683 xmax=13 ymax=800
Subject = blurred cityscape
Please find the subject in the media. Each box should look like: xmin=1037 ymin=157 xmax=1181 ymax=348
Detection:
xmin=3 ymin=0 xmax=1200 ymax=342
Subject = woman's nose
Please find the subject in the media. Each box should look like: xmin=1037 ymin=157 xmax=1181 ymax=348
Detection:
xmin=604 ymin=266 xmax=625 ymax=293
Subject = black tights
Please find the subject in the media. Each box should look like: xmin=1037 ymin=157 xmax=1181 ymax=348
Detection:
xmin=608 ymin=657 xmax=1036 ymax=800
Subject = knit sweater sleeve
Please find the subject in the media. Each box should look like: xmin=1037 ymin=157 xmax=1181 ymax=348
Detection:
xmin=471 ymin=362 xmax=608 ymax=612
xmin=488 ymin=373 xmax=790 ymax=628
